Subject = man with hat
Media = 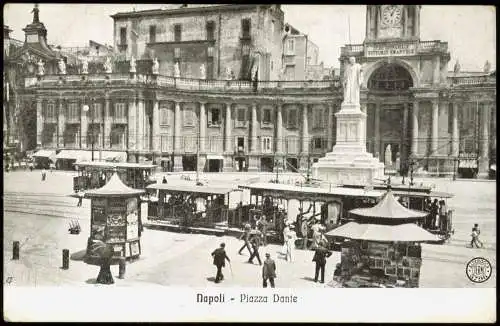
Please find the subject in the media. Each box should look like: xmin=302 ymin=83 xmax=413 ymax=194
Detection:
xmin=238 ymin=223 xmax=253 ymax=255
xmin=312 ymin=242 xmax=332 ymax=283
xmin=262 ymin=253 xmax=276 ymax=288
xmin=248 ymin=231 xmax=263 ymax=265
xmin=211 ymin=242 xmax=231 ymax=283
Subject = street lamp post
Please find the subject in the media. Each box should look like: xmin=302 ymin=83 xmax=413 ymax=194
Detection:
xmin=83 ymin=101 xmax=95 ymax=161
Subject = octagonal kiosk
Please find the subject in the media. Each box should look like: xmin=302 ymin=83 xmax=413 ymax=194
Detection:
xmin=84 ymin=172 xmax=145 ymax=264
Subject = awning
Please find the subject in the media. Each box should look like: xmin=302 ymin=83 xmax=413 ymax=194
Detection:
xmin=206 ymin=155 xmax=224 ymax=160
xmin=55 ymin=150 xmax=82 ymax=160
xmin=326 ymin=222 xmax=439 ymax=242
xmin=33 ymin=150 xmax=56 ymax=160
xmin=98 ymin=151 xmax=127 ymax=162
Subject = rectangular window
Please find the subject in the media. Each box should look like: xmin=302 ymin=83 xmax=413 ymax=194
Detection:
xmin=313 ymin=107 xmax=325 ymax=129
xmin=160 ymin=108 xmax=169 ymax=126
xmin=183 ymin=107 xmax=194 ymax=126
xmin=206 ymin=21 xmax=215 ymax=41
xmin=262 ymin=108 xmax=272 ymax=125
xmin=149 ymin=25 xmax=156 ymax=43
xmin=91 ymin=102 xmax=102 ymax=120
xmin=237 ymin=137 xmax=245 ymax=151
xmin=236 ymin=107 xmax=247 ymax=127
xmin=262 ymin=136 xmax=272 ymax=153
xmin=174 ymin=47 xmax=181 ymax=59
xmin=287 ymin=39 xmax=295 ymax=54
xmin=45 ymin=103 xmax=56 ymax=119
xmin=241 ymin=18 xmax=251 ymax=39
xmin=120 ymin=27 xmax=127 ymax=45
xmin=209 ymin=108 xmax=221 ymax=126
xmin=174 ymin=24 xmax=182 ymax=42
xmin=114 ymin=103 xmax=126 ymax=119
xmin=207 ymin=46 xmax=214 ymax=57
xmin=287 ymin=108 xmax=297 ymax=128
xmin=67 ymin=102 xmax=79 ymax=122
xmin=314 ymin=137 xmax=324 ymax=149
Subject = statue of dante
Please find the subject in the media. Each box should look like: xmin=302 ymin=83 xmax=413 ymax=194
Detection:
xmin=453 ymin=60 xmax=460 ymax=74
xmin=81 ymin=56 xmax=88 ymax=74
xmin=37 ymin=59 xmax=45 ymax=76
xmin=58 ymin=58 xmax=66 ymax=75
xmin=200 ymin=63 xmax=206 ymax=80
xmin=129 ymin=56 xmax=137 ymax=73
xmin=174 ymin=62 xmax=180 ymax=78
xmin=342 ymin=56 xmax=363 ymax=105
xmin=152 ymin=58 xmax=159 ymax=75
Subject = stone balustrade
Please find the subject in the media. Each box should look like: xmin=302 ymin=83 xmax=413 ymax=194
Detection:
xmin=448 ymin=75 xmax=496 ymax=86
xmin=25 ymin=73 xmax=341 ymax=93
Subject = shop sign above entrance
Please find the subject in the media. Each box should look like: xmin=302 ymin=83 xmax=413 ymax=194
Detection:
xmin=365 ymin=42 xmax=417 ymax=57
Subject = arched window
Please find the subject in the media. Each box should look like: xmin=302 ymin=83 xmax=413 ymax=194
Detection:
xmin=368 ymin=64 xmax=413 ymax=91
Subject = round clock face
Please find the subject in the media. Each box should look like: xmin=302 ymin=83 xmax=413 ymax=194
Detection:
xmin=382 ymin=5 xmax=402 ymax=26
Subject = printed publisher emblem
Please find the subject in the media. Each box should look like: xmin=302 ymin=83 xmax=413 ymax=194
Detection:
xmin=466 ymin=257 xmax=492 ymax=283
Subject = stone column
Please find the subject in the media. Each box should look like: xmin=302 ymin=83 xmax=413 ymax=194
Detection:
xmin=414 ymin=5 xmax=420 ymax=37
xmin=433 ymin=56 xmax=441 ymax=86
xmin=276 ymin=103 xmax=283 ymax=153
xmin=104 ymin=96 xmax=111 ymax=149
xmin=374 ymin=102 xmax=380 ymax=157
xmin=174 ymin=101 xmax=182 ymax=152
xmin=199 ymin=102 xmax=206 ymax=152
xmin=152 ymin=99 xmax=160 ymax=153
xmin=365 ymin=7 xmax=370 ymax=38
xmin=136 ymin=98 xmax=144 ymax=152
xmin=480 ymin=103 xmax=490 ymax=158
xmin=327 ymin=103 xmax=334 ymax=151
xmin=58 ymin=98 xmax=65 ymax=148
xmin=81 ymin=100 xmax=88 ymax=149
xmin=451 ymin=102 xmax=459 ymax=156
xmin=402 ymin=103 xmax=409 ymax=158
xmin=128 ymin=99 xmax=136 ymax=151
xmin=431 ymin=100 xmax=439 ymax=155
xmin=403 ymin=6 xmax=408 ymax=37
xmin=224 ymin=102 xmax=232 ymax=152
xmin=360 ymin=102 xmax=367 ymax=145
xmin=302 ymin=104 xmax=309 ymax=154
xmin=251 ymin=103 xmax=258 ymax=153
xmin=36 ymin=98 xmax=43 ymax=147
xmin=412 ymin=100 xmax=419 ymax=156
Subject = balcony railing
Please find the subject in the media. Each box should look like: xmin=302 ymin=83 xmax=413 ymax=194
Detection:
xmin=448 ymin=75 xmax=496 ymax=86
xmin=27 ymin=73 xmax=341 ymax=93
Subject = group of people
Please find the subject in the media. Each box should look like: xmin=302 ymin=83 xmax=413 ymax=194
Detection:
xmin=423 ymin=198 xmax=448 ymax=230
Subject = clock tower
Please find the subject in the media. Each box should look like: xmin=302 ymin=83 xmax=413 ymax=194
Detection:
xmin=365 ymin=5 xmax=421 ymax=41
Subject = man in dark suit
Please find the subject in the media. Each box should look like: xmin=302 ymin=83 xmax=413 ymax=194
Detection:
xmin=248 ymin=232 xmax=262 ymax=265
xmin=211 ymin=242 xmax=231 ymax=283
xmin=262 ymin=253 xmax=276 ymax=288
xmin=312 ymin=244 xmax=332 ymax=283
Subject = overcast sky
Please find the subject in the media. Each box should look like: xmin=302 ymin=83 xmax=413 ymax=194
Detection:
xmin=3 ymin=4 xmax=496 ymax=71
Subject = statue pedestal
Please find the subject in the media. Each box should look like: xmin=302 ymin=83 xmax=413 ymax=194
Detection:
xmin=312 ymin=103 xmax=384 ymax=185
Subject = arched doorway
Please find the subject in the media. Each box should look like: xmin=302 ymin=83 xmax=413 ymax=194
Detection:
xmin=367 ymin=64 xmax=414 ymax=175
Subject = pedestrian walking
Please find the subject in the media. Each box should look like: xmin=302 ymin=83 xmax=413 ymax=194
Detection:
xmin=470 ymin=223 xmax=484 ymax=248
xmin=211 ymin=242 xmax=231 ymax=283
xmin=262 ymin=253 xmax=276 ymax=288
xmin=77 ymin=193 xmax=83 ymax=207
xmin=238 ymin=223 xmax=253 ymax=255
xmin=162 ymin=176 xmax=168 ymax=184
xmin=285 ymin=226 xmax=297 ymax=262
xmin=312 ymin=243 xmax=332 ymax=283
xmin=280 ymin=221 xmax=291 ymax=255
xmin=41 ymin=169 xmax=47 ymax=181
xmin=259 ymin=215 xmax=269 ymax=246
xmin=248 ymin=232 xmax=262 ymax=265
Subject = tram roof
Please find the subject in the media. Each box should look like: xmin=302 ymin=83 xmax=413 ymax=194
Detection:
xmin=75 ymin=161 xmax=157 ymax=169
xmin=147 ymin=184 xmax=236 ymax=195
xmin=392 ymin=190 xmax=454 ymax=199
xmin=239 ymin=182 xmax=384 ymax=198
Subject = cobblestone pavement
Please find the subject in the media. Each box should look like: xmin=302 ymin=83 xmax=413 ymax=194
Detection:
xmin=3 ymin=170 xmax=496 ymax=288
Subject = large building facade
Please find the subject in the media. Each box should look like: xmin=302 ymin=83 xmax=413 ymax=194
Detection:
xmin=10 ymin=5 xmax=496 ymax=177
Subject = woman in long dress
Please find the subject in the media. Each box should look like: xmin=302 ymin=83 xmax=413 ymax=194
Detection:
xmin=285 ymin=227 xmax=297 ymax=262
xmin=281 ymin=222 xmax=291 ymax=255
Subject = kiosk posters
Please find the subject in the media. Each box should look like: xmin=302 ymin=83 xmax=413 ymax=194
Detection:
xmin=106 ymin=198 xmax=126 ymax=243
xmin=126 ymin=197 xmax=139 ymax=240
xmin=91 ymin=198 xmax=107 ymax=240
